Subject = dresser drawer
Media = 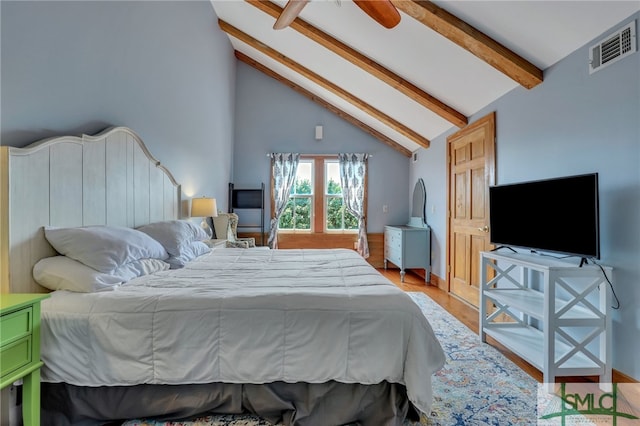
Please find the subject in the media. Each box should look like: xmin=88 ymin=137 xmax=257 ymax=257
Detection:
xmin=385 ymin=248 xmax=401 ymax=266
xmin=0 ymin=307 xmax=32 ymax=346
xmin=384 ymin=239 xmax=401 ymax=253
xmin=1 ymin=336 xmax=32 ymax=378
xmin=384 ymin=228 xmax=401 ymax=265
xmin=385 ymin=234 xmax=401 ymax=249
xmin=384 ymin=228 xmax=401 ymax=247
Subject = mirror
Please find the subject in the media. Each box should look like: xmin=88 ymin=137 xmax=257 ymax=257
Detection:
xmin=411 ymin=178 xmax=427 ymax=224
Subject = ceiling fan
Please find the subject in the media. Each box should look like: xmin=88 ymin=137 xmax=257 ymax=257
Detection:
xmin=273 ymin=0 xmax=401 ymax=30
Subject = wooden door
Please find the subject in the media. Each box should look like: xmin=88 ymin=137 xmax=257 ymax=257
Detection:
xmin=447 ymin=113 xmax=495 ymax=308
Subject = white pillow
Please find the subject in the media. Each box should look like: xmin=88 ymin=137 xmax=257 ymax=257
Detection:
xmin=44 ymin=225 xmax=169 ymax=274
xmin=33 ymin=256 xmax=170 ymax=293
xmin=165 ymin=241 xmax=211 ymax=269
xmin=137 ymin=220 xmax=210 ymax=269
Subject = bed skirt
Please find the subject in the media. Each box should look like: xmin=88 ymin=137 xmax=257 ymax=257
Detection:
xmin=41 ymin=381 xmax=419 ymax=426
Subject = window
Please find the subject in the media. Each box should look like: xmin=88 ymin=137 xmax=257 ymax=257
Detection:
xmin=277 ymin=157 xmax=361 ymax=232
xmin=278 ymin=160 xmax=312 ymax=230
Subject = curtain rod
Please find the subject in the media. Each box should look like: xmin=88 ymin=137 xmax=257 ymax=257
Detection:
xmin=265 ymin=153 xmax=372 ymax=157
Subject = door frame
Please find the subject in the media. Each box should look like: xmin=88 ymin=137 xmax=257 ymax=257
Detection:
xmin=445 ymin=112 xmax=496 ymax=296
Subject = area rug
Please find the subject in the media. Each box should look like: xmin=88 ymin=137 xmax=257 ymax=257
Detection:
xmin=124 ymin=292 xmax=538 ymax=426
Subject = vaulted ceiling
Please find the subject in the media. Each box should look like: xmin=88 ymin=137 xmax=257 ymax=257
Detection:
xmin=211 ymin=1 xmax=640 ymax=157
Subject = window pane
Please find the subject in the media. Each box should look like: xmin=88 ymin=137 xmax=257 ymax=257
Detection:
xmin=325 ymin=160 xmax=359 ymax=231
xmin=344 ymin=210 xmax=359 ymax=229
xmin=279 ymin=199 xmax=294 ymax=229
xmin=294 ymin=197 xmax=311 ymax=229
xmin=325 ymin=162 xmax=342 ymax=195
xmin=294 ymin=162 xmax=313 ymax=195
xmin=326 ymin=197 xmax=343 ymax=229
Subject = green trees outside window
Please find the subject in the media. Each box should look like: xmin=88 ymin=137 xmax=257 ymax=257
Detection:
xmin=280 ymin=179 xmax=313 ymax=230
xmin=326 ymin=179 xmax=358 ymax=230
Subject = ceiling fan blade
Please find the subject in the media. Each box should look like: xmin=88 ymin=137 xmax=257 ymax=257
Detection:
xmin=353 ymin=0 xmax=401 ymax=29
xmin=273 ymin=0 xmax=310 ymax=30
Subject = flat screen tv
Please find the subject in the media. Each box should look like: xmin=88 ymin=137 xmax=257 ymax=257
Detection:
xmin=232 ymin=189 xmax=263 ymax=209
xmin=489 ymin=173 xmax=600 ymax=260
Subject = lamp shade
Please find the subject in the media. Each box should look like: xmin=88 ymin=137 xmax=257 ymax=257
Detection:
xmin=191 ymin=197 xmax=217 ymax=218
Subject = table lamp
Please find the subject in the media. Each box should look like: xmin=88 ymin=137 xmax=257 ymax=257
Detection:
xmin=191 ymin=197 xmax=217 ymax=238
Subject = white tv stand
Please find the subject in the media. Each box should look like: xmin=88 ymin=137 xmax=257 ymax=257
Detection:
xmin=479 ymin=251 xmax=612 ymax=389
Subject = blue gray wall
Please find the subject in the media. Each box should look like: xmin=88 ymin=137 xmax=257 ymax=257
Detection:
xmin=1 ymin=0 xmax=235 ymax=204
xmin=233 ymin=61 xmax=411 ymax=231
xmin=411 ymin=13 xmax=640 ymax=380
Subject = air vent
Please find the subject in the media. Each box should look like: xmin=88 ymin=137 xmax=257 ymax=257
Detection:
xmin=589 ymin=21 xmax=636 ymax=74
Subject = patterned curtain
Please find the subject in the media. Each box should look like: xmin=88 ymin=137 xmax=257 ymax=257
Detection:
xmin=338 ymin=153 xmax=370 ymax=258
xmin=268 ymin=153 xmax=300 ymax=249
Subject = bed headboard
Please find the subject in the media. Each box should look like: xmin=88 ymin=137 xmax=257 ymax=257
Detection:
xmin=0 ymin=127 xmax=181 ymax=294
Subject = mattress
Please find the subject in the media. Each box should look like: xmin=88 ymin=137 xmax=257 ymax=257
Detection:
xmin=40 ymin=248 xmax=445 ymax=415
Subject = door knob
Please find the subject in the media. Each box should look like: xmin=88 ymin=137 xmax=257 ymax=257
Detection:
xmin=478 ymin=225 xmax=489 ymax=233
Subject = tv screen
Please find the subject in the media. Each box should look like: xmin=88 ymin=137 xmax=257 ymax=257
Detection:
xmin=489 ymin=173 xmax=600 ymax=259
xmin=232 ymin=189 xmax=263 ymax=209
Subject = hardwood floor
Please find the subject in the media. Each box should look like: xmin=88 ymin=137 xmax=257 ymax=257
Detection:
xmin=378 ymin=268 xmax=632 ymax=384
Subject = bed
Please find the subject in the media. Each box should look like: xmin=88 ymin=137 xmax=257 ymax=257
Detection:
xmin=0 ymin=127 xmax=445 ymax=425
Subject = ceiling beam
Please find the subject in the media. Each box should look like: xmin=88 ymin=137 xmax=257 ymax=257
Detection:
xmin=246 ymin=0 xmax=467 ymax=128
xmin=219 ymin=20 xmax=431 ymax=149
xmin=390 ymin=0 xmax=543 ymax=89
xmin=235 ymin=51 xmax=411 ymax=157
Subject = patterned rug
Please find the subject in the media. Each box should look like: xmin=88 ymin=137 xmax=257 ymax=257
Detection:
xmin=124 ymin=292 xmax=538 ymax=426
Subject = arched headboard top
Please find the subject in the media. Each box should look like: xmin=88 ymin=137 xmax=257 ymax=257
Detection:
xmin=5 ymin=127 xmax=179 ymax=188
xmin=0 ymin=126 xmax=182 ymax=293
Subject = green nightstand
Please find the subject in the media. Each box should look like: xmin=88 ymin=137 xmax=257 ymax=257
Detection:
xmin=1 ymin=293 xmax=50 ymax=426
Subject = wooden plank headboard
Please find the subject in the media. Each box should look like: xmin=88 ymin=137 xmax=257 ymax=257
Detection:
xmin=0 ymin=127 xmax=181 ymax=294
